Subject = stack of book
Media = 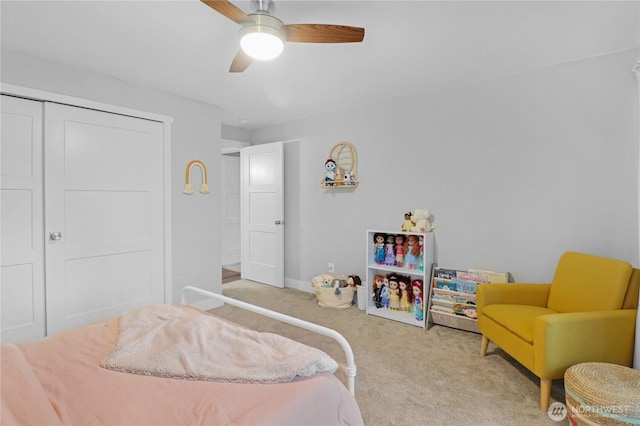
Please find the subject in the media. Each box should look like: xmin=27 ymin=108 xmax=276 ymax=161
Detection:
xmin=430 ymin=267 xmax=509 ymax=321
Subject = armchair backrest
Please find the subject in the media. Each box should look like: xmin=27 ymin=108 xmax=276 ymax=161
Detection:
xmin=622 ymin=268 xmax=640 ymax=310
xmin=547 ymin=252 xmax=633 ymax=313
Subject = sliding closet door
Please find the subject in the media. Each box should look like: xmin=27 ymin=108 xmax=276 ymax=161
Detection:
xmin=44 ymin=103 xmax=165 ymax=335
xmin=0 ymin=95 xmax=45 ymax=343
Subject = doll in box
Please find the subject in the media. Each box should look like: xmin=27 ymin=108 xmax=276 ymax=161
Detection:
xmin=371 ymin=274 xmax=384 ymax=308
xmin=411 ymin=279 xmax=424 ymax=321
xmin=394 ymin=234 xmax=406 ymax=267
xmin=373 ymin=233 xmax=386 ymax=265
xmin=404 ymin=234 xmax=421 ymax=269
xmin=384 ymin=234 xmax=396 ymax=266
xmin=387 ymin=274 xmax=401 ymax=311
xmin=398 ymin=275 xmax=412 ymax=312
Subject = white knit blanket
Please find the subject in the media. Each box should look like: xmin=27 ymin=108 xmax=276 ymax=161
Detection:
xmin=101 ymin=304 xmax=338 ymax=383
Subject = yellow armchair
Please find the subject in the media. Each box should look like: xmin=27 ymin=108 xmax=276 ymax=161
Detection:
xmin=477 ymin=251 xmax=639 ymax=411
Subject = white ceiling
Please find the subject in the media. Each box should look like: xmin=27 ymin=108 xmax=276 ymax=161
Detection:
xmin=1 ymin=1 xmax=638 ymax=130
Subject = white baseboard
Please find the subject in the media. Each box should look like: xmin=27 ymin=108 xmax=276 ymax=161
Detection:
xmin=284 ymin=277 xmax=314 ymax=294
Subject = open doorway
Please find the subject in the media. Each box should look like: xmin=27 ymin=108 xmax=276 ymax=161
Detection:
xmin=222 ymin=263 xmax=241 ymax=284
xmin=221 ymin=140 xmax=248 ymax=283
xmin=220 ymin=140 xmax=285 ymax=287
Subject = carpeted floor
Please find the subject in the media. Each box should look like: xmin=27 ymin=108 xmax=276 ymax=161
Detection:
xmin=210 ymin=280 xmax=568 ymax=426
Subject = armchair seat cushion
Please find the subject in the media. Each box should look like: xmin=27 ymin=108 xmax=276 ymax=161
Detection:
xmin=482 ymin=304 xmax=556 ymax=344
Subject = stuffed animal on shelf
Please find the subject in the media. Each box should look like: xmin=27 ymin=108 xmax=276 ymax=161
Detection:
xmin=401 ymin=212 xmax=414 ymax=232
xmin=343 ymin=171 xmax=356 ymax=186
xmin=324 ymin=158 xmax=337 ymax=186
xmin=410 ymin=208 xmax=435 ymax=233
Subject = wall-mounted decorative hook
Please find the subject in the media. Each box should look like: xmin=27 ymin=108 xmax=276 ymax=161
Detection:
xmin=184 ymin=159 xmax=209 ymax=195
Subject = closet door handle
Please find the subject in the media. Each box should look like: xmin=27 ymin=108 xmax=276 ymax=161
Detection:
xmin=49 ymin=232 xmax=62 ymax=241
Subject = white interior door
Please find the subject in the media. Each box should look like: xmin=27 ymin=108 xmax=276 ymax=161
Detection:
xmin=241 ymin=142 xmax=284 ymax=287
xmin=0 ymin=95 xmax=45 ymax=343
xmin=44 ymin=102 xmax=165 ymax=335
xmin=221 ymin=153 xmax=240 ymax=266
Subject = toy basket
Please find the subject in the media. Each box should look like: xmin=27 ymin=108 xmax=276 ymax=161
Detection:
xmin=311 ymin=274 xmax=355 ymax=309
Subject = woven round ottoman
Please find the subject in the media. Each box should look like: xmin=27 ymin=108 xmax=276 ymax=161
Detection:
xmin=564 ymin=362 xmax=640 ymax=425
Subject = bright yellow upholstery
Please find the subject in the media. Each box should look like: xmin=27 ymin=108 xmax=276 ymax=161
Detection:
xmin=477 ymin=252 xmax=639 ymax=412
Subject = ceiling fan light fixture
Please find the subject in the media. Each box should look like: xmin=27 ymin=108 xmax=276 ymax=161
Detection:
xmin=240 ymin=14 xmax=285 ymax=61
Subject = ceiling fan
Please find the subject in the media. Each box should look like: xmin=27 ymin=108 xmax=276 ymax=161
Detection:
xmin=201 ymin=0 xmax=365 ymax=73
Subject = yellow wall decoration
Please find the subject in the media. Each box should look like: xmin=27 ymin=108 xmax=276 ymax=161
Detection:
xmin=184 ymin=159 xmax=209 ymax=195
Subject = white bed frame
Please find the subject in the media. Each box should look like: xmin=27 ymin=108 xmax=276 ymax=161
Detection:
xmin=181 ymin=286 xmax=357 ymax=396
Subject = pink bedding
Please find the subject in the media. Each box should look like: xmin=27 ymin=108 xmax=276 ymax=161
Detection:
xmin=1 ymin=312 xmax=363 ymax=426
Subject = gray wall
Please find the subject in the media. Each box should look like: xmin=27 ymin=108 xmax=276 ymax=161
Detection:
xmin=252 ymin=48 xmax=640 ymax=284
xmin=1 ymin=50 xmax=222 ymax=304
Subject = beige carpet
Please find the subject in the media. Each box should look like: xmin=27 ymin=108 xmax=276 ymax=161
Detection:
xmin=210 ymin=280 xmax=568 ymax=426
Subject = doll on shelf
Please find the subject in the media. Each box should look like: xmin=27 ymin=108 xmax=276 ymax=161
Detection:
xmin=411 ymin=279 xmax=424 ymax=321
xmin=371 ymin=274 xmax=384 ymax=308
xmin=404 ymin=234 xmax=421 ymax=269
xmin=380 ymin=276 xmax=389 ymax=309
xmin=418 ymin=235 xmax=425 ymax=271
xmin=373 ymin=233 xmax=386 ymax=265
xmin=394 ymin=234 xmax=406 ymax=267
xmin=401 ymin=212 xmax=414 ymax=232
xmin=384 ymin=234 xmax=396 ymax=266
xmin=387 ymin=274 xmax=401 ymax=311
xmin=398 ymin=275 xmax=412 ymax=313
xmin=325 ymin=158 xmax=337 ymax=186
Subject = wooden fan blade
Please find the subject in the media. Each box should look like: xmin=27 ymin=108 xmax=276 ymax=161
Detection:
xmin=229 ymin=49 xmax=253 ymax=73
xmin=201 ymin=0 xmax=251 ymax=24
xmin=284 ymin=24 xmax=365 ymax=43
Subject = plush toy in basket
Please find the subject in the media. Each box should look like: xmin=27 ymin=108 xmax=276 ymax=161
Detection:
xmin=311 ymin=274 xmax=361 ymax=309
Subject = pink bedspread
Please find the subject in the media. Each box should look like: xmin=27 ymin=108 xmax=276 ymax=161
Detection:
xmin=1 ymin=313 xmax=363 ymax=426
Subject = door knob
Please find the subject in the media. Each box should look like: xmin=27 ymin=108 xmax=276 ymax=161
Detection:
xmin=49 ymin=232 xmax=62 ymax=241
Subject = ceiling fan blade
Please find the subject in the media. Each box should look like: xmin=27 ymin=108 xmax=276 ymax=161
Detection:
xmin=284 ymin=24 xmax=365 ymax=43
xmin=229 ymin=49 xmax=253 ymax=73
xmin=201 ymin=0 xmax=251 ymax=24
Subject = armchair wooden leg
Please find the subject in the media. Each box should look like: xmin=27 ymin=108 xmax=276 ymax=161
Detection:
xmin=540 ymin=378 xmax=552 ymax=412
xmin=480 ymin=335 xmax=489 ymax=356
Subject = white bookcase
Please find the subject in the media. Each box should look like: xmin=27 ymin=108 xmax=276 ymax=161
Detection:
xmin=365 ymin=230 xmax=435 ymax=328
